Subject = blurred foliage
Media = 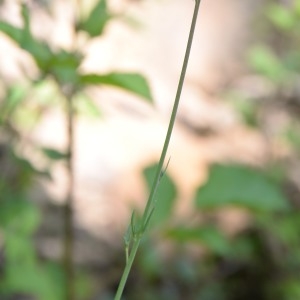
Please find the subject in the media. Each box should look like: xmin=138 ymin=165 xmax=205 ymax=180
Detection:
xmin=0 ymin=0 xmax=152 ymax=299
xmin=229 ymin=0 xmax=300 ymax=147
xmin=124 ymin=1 xmax=300 ymax=299
xmin=121 ymin=161 xmax=300 ymax=300
xmin=1 ymin=0 xmax=300 ymax=299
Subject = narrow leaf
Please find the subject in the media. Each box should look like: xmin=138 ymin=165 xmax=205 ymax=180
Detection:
xmin=0 ymin=22 xmax=22 ymax=43
xmin=78 ymin=0 xmax=111 ymax=37
xmin=80 ymin=73 xmax=152 ymax=101
xmin=42 ymin=148 xmax=69 ymax=160
xmin=143 ymin=163 xmax=177 ymax=228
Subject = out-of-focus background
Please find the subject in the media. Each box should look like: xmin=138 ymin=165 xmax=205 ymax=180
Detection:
xmin=1 ymin=0 xmax=300 ymax=299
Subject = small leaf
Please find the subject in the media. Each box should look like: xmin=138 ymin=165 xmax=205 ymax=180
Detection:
xmin=42 ymin=147 xmax=69 ymax=160
xmin=49 ymin=50 xmax=82 ymax=85
xmin=195 ymin=164 xmax=290 ymax=212
xmin=80 ymin=72 xmax=152 ymax=101
xmin=78 ymin=0 xmax=111 ymax=37
xmin=267 ymin=4 xmax=296 ymax=31
xmin=167 ymin=226 xmax=232 ymax=256
xmin=248 ymin=46 xmax=286 ymax=82
xmin=73 ymin=92 xmax=102 ymax=118
xmin=143 ymin=163 xmax=177 ymax=228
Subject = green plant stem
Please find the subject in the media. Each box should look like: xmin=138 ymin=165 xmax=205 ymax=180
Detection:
xmin=63 ymin=96 xmax=75 ymax=300
xmin=114 ymin=1 xmax=202 ymax=299
xmin=114 ymin=238 xmax=141 ymax=300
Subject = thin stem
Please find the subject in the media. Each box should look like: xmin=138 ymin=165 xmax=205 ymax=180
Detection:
xmin=114 ymin=1 xmax=202 ymax=299
xmin=114 ymin=238 xmax=141 ymax=300
xmin=142 ymin=0 xmax=201 ymax=228
xmin=63 ymin=96 xmax=75 ymax=300
xmin=62 ymin=2 xmax=81 ymax=298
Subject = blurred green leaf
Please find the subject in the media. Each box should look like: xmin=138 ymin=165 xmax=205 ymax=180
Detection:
xmin=42 ymin=147 xmax=69 ymax=160
xmin=49 ymin=50 xmax=82 ymax=85
xmin=284 ymin=123 xmax=300 ymax=151
xmin=143 ymin=164 xmax=177 ymax=227
xmin=267 ymin=4 xmax=296 ymax=31
xmin=283 ymin=51 xmax=300 ymax=72
xmin=4 ymin=233 xmax=36 ymax=264
xmin=248 ymin=46 xmax=286 ymax=82
xmin=259 ymin=212 xmax=300 ymax=249
xmin=139 ymin=240 xmax=163 ymax=278
xmin=0 ymin=7 xmax=52 ymax=70
xmin=13 ymin=152 xmax=50 ymax=183
xmin=0 ymin=85 xmax=29 ymax=123
xmin=231 ymin=96 xmax=258 ymax=128
xmin=80 ymin=72 xmax=153 ymax=101
xmin=74 ymin=92 xmax=102 ymax=118
xmin=78 ymin=0 xmax=111 ymax=37
xmin=296 ymin=1 xmax=300 ymax=17
xmin=195 ymin=164 xmax=290 ymax=212
xmin=270 ymin=277 xmax=300 ymax=300
xmin=20 ymin=4 xmax=53 ymax=70
xmin=167 ymin=226 xmax=231 ymax=256
xmin=196 ymin=283 xmax=227 ymax=300
xmin=0 ymin=199 xmax=40 ymax=235
xmin=0 ymin=22 xmax=22 ymax=42
xmin=1 ymin=264 xmax=62 ymax=300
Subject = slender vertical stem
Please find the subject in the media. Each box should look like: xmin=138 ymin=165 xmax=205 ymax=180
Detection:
xmin=114 ymin=239 xmax=141 ymax=300
xmin=142 ymin=0 xmax=202 ymax=228
xmin=62 ymin=1 xmax=82 ymax=298
xmin=63 ymin=96 xmax=75 ymax=300
xmin=114 ymin=1 xmax=202 ymax=299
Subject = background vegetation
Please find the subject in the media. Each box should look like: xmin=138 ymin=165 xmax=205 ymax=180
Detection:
xmin=0 ymin=0 xmax=300 ymax=299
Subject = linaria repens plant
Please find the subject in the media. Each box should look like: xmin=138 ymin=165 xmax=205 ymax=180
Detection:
xmin=114 ymin=0 xmax=202 ymax=299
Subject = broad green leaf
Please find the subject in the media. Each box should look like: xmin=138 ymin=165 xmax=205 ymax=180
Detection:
xmin=42 ymin=147 xmax=69 ymax=160
xmin=80 ymin=73 xmax=152 ymax=101
xmin=78 ymin=0 xmax=111 ymax=37
xmin=195 ymin=164 xmax=290 ymax=212
xmin=167 ymin=226 xmax=231 ymax=256
xmin=143 ymin=163 xmax=177 ymax=227
xmin=248 ymin=46 xmax=286 ymax=82
xmin=267 ymin=4 xmax=296 ymax=31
